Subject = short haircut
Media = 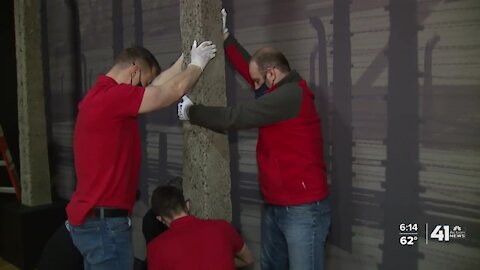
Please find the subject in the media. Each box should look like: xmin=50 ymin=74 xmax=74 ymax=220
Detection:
xmin=166 ymin=176 xmax=183 ymax=190
xmin=251 ymin=47 xmax=291 ymax=73
xmin=113 ymin=46 xmax=161 ymax=76
xmin=151 ymin=186 xmax=186 ymax=219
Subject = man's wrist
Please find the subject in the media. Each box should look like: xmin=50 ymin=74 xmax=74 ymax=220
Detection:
xmin=187 ymin=63 xmax=204 ymax=72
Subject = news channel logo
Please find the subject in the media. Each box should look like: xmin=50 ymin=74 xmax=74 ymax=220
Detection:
xmin=398 ymin=223 xmax=467 ymax=246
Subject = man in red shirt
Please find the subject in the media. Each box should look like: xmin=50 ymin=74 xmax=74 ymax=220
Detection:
xmin=65 ymin=40 xmax=216 ymax=270
xmin=147 ymin=186 xmax=254 ymax=270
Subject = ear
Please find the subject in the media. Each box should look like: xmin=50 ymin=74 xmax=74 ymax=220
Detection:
xmin=269 ymin=68 xmax=278 ymax=81
xmin=128 ymin=63 xmax=140 ymax=74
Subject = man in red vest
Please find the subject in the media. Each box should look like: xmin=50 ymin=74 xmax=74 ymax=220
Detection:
xmin=176 ymin=9 xmax=331 ymax=270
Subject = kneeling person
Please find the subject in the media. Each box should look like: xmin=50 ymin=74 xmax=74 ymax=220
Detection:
xmin=147 ymin=186 xmax=254 ymax=269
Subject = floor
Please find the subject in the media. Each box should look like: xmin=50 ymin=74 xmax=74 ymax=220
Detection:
xmin=0 ymin=258 xmax=18 ymax=270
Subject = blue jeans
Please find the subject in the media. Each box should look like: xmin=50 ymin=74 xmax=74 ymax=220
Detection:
xmin=261 ymin=198 xmax=331 ymax=270
xmin=66 ymin=217 xmax=133 ymax=270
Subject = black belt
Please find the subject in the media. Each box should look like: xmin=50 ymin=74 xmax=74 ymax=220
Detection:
xmin=87 ymin=207 xmax=129 ymax=218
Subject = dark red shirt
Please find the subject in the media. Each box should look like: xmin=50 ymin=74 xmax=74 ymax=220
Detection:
xmin=67 ymin=75 xmax=145 ymax=225
xmin=147 ymin=216 xmax=244 ymax=270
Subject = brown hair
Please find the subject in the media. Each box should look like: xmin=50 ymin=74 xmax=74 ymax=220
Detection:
xmin=114 ymin=46 xmax=161 ymax=76
xmin=151 ymin=185 xmax=186 ymax=219
xmin=251 ymin=47 xmax=291 ymax=73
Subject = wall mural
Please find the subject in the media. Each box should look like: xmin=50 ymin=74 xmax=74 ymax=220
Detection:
xmin=43 ymin=0 xmax=479 ymax=269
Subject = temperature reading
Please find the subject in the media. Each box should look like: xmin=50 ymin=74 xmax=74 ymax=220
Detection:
xmin=398 ymin=223 xmax=419 ymax=246
xmin=400 ymin=235 xmax=418 ymax=246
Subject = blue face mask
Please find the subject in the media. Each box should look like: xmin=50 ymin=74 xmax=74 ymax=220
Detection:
xmin=254 ymin=83 xmax=268 ymax=99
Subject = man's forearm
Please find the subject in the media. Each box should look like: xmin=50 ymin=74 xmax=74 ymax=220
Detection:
xmin=175 ymin=64 xmax=202 ymax=88
xmin=189 ymin=84 xmax=302 ymax=131
xmin=153 ymin=64 xmax=202 ymax=105
xmin=138 ymin=64 xmax=202 ymax=113
xmin=151 ymin=54 xmax=184 ymax=86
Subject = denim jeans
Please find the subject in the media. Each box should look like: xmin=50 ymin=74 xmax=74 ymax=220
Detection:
xmin=66 ymin=217 xmax=133 ymax=270
xmin=261 ymin=198 xmax=331 ymax=270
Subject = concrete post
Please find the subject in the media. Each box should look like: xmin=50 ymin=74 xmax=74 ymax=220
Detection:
xmin=179 ymin=0 xmax=231 ymax=220
xmin=14 ymin=0 xmax=52 ymax=205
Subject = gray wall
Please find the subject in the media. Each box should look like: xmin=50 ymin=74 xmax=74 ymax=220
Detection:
xmin=43 ymin=0 xmax=480 ymax=269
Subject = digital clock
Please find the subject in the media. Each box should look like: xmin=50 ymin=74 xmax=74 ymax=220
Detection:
xmin=399 ymin=223 xmax=418 ymax=232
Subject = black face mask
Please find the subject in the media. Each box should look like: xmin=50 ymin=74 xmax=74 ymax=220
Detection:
xmin=254 ymin=83 xmax=268 ymax=99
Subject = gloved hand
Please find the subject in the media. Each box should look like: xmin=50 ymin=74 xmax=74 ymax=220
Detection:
xmin=222 ymin=8 xmax=228 ymax=34
xmin=189 ymin=40 xmax=216 ymax=71
xmin=177 ymin=95 xmax=194 ymax=121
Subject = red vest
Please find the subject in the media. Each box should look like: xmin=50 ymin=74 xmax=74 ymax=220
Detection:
xmin=257 ymin=80 xmax=329 ymax=205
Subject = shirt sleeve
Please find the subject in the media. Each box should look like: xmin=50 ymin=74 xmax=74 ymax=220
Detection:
xmin=104 ymin=84 xmax=145 ymax=117
xmin=224 ymin=34 xmax=254 ymax=88
xmin=189 ymin=83 xmax=302 ymax=132
xmin=147 ymin=241 xmax=163 ymax=270
xmin=223 ymin=222 xmax=245 ymax=253
xmin=147 ymin=243 xmax=154 ymax=269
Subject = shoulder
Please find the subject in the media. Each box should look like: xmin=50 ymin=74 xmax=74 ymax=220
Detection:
xmin=148 ymin=229 xmax=173 ymax=248
xmin=111 ymin=83 xmax=144 ymax=94
xmin=266 ymin=82 xmax=303 ymax=103
xmin=206 ymin=219 xmax=238 ymax=234
xmin=147 ymin=234 xmax=163 ymax=249
xmin=205 ymin=218 xmax=230 ymax=225
xmin=201 ymin=219 xmax=231 ymax=229
xmin=277 ymin=81 xmax=303 ymax=93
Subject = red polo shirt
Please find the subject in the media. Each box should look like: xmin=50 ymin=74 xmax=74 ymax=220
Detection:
xmin=147 ymin=215 xmax=244 ymax=270
xmin=66 ymin=75 xmax=145 ymax=225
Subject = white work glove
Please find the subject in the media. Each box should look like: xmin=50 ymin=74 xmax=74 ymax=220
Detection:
xmin=177 ymin=95 xmax=194 ymax=121
xmin=222 ymin=8 xmax=228 ymax=33
xmin=189 ymin=40 xmax=216 ymax=71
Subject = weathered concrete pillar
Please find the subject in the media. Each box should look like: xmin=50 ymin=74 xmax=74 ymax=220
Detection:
xmin=179 ymin=0 xmax=231 ymax=220
xmin=14 ymin=0 xmax=52 ymax=205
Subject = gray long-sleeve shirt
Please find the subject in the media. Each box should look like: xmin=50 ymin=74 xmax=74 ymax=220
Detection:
xmin=189 ymin=71 xmax=304 ymax=132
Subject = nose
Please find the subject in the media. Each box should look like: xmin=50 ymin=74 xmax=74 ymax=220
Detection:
xmin=254 ymin=83 xmax=261 ymax=90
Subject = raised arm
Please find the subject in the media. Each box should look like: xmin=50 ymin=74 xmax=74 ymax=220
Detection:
xmin=222 ymin=8 xmax=254 ymax=87
xmin=138 ymin=41 xmax=216 ymax=114
xmin=150 ymin=54 xmax=184 ymax=86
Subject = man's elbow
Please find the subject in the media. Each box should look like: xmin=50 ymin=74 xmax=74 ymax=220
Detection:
xmin=237 ymin=244 xmax=255 ymax=267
